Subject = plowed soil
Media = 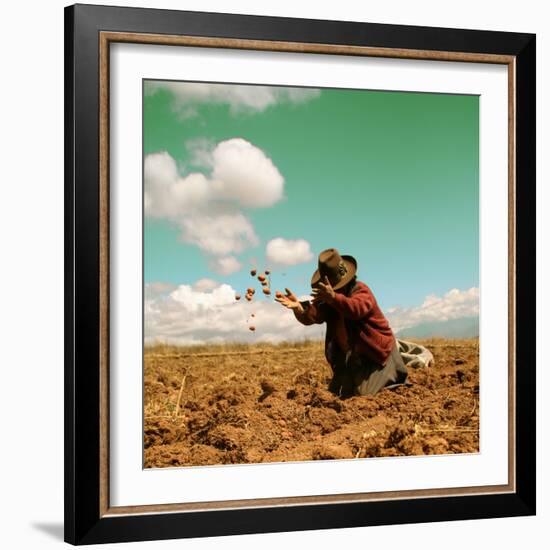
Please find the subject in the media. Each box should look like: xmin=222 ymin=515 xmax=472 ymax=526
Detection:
xmin=144 ymin=339 xmax=479 ymax=468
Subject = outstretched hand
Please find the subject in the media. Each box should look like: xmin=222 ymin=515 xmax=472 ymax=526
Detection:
xmin=311 ymin=276 xmax=336 ymax=304
xmin=275 ymin=288 xmax=304 ymax=314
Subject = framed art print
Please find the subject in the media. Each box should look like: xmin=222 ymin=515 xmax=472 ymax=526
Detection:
xmin=64 ymin=4 xmax=536 ymax=545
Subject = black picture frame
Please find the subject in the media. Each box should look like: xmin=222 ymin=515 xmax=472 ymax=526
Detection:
xmin=64 ymin=3 xmax=536 ymax=545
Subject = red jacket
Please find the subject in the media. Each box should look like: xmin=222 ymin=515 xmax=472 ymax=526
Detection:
xmin=294 ymin=281 xmax=395 ymax=365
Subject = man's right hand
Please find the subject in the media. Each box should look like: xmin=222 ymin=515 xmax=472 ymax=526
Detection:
xmin=275 ymin=288 xmax=304 ymax=314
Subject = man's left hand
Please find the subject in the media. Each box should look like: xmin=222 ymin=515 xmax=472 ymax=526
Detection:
xmin=312 ymin=275 xmax=336 ymax=304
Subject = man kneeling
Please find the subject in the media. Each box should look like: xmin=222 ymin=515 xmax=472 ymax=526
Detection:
xmin=276 ymin=248 xmax=408 ymax=397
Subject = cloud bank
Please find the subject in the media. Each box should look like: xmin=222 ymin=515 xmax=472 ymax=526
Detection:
xmin=145 ymin=281 xmax=479 ymax=346
xmin=386 ymin=287 xmax=479 ymax=333
xmin=144 ymin=81 xmax=320 ymax=117
xmin=145 ymin=281 xmax=324 ymax=345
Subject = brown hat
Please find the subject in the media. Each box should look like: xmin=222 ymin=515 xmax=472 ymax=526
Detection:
xmin=311 ymin=248 xmax=357 ymax=290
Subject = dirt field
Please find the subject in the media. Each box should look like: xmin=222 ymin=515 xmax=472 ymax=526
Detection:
xmin=144 ymin=338 xmax=479 ymax=468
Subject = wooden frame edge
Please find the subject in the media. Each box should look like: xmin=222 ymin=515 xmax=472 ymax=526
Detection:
xmin=99 ymin=31 xmax=110 ymax=517
xmin=98 ymin=30 xmax=517 ymax=518
xmin=507 ymin=57 xmax=517 ymax=494
xmin=101 ymin=30 xmax=515 ymax=64
xmin=103 ymin=483 xmax=514 ymax=517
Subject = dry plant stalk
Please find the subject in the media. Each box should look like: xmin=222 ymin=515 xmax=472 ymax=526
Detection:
xmin=173 ymin=372 xmax=187 ymax=418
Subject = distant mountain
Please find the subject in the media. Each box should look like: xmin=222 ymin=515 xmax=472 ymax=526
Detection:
xmin=396 ymin=316 xmax=479 ymax=339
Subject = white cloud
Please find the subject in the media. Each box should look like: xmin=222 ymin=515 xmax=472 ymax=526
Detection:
xmin=145 ymin=281 xmax=177 ymax=300
xmin=185 ymin=137 xmax=215 ymax=169
xmin=211 ymin=139 xmax=284 ymax=207
xmin=144 ymin=81 xmax=320 ymax=116
xmin=170 ymin=283 xmax=236 ymax=312
xmin=192 ymin=278 xmax=220 ymax=292
xmin=144 ymin=152 xmax=211 ymax=218
xmin=181 ymin=212 xmax=258 ymax=256
xmin=144 ymin=282 xmax=324 ymax=345
xmin=144 ymin=138 xmax=284 ymax=267
xmin=386 ymin=287 xmax=479 ymax=333
xmin=208 ymin=256 xmax=242 ymax=276
xmin=266 ymin=238 xmax=314 ymax=266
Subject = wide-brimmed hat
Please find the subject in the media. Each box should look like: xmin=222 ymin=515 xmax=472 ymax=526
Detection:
xmin=311 ymin=248 xmax=357 ymax=290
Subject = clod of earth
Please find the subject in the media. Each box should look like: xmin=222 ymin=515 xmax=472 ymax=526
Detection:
xmin=258 ymin=380 xmax=276 ymax=402
xmin=261 ymin=380 xmax=275 ymax=393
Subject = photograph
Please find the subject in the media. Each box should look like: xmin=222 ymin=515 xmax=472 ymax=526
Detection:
xmin=60 ymin=2 xmax=537 ymax=544
xmin=142 ymin=80 xmax=480 ymax=468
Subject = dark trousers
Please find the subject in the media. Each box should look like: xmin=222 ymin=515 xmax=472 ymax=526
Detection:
xmin=328 ymin=343 xmax=408 ymax=397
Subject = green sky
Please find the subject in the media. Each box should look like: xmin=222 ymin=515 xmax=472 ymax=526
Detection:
xmin=143 ymin=82 xmax=478 ymax=310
